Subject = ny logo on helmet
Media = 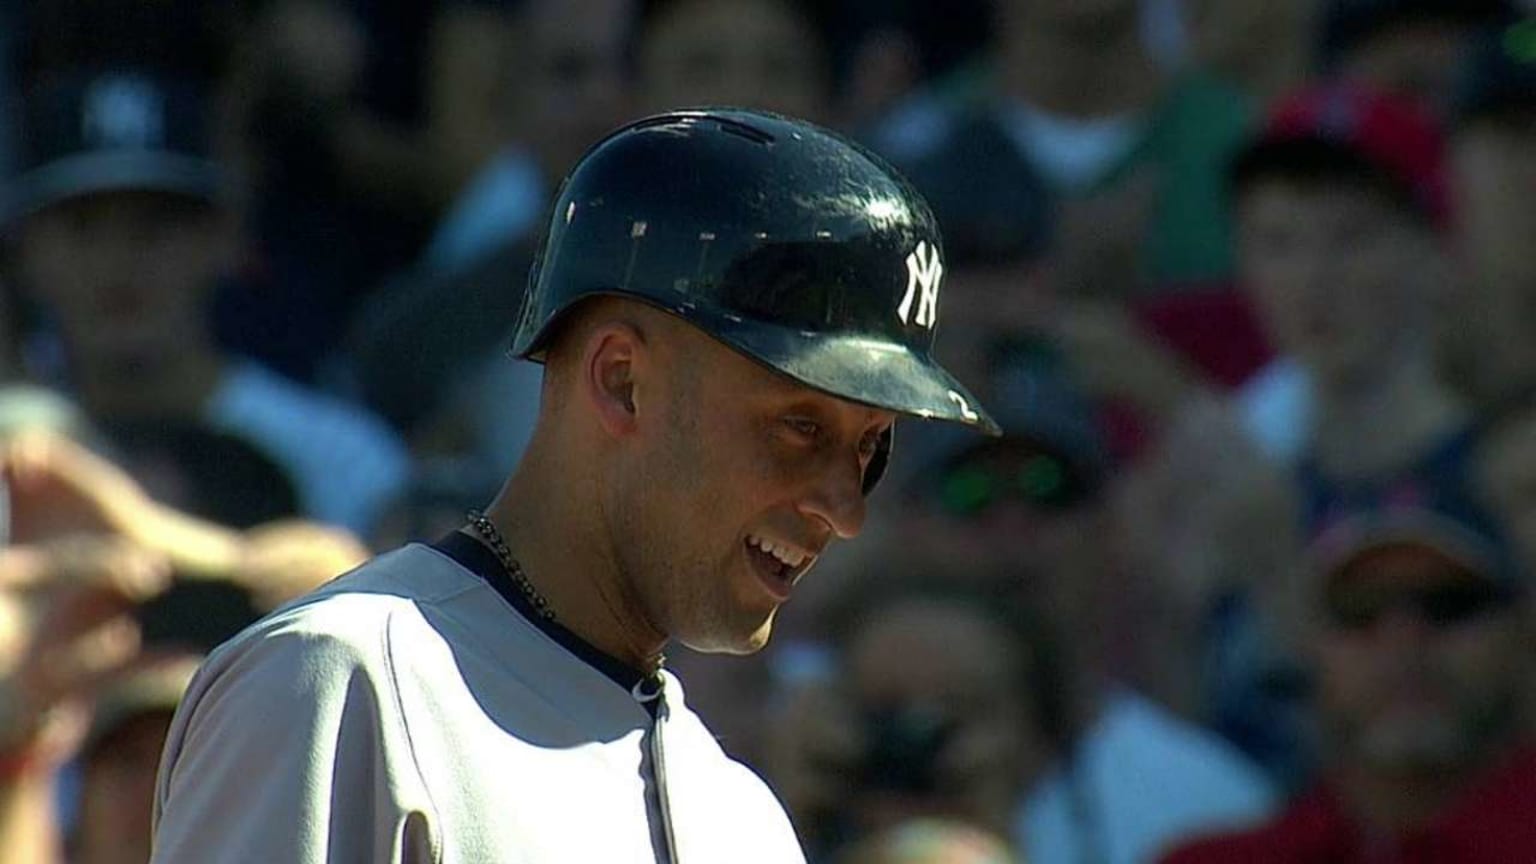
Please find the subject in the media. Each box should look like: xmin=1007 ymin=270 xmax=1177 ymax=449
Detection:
xmin=899 ymin=241 xmax=943 ymax=329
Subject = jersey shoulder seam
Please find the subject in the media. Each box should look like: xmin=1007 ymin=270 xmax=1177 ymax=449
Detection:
xmin=382 ymin=606 xmax=447 ymax=864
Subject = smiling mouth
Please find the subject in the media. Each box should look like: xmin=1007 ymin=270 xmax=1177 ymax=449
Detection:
xmin=744 ymin=534 xmax=816 ymax=600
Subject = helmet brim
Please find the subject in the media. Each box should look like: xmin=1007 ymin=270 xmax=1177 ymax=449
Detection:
xmin=700 ymin=307 xmax=1000 ymax=437
xmin=513 ymin=290 xmax=1000 ymax=436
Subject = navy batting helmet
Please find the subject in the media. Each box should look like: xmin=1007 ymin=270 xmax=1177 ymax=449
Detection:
xmin=511 ymin=108 xmax=998 ymax=492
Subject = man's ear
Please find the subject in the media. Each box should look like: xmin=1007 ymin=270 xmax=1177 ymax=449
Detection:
xmin=582 ymin=320 xmax=646 ymax=439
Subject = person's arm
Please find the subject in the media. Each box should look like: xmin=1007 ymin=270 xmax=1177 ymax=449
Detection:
xmin=0 ymin=746 xmax=65 ymax=864
xmin=230 ymin=520 xmax=369 ymax=613
xmin=2 ymin=433 xmax=369 ymax=609
xmin=2 ymin=433 xmax=244 ymax=577
xmin=152 ymin=613 xmax=438 ymax=863
xmin=0 ymin=539 xmax=173 ymax=864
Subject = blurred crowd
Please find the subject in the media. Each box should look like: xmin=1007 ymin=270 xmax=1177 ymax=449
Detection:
xmin=0 ymin=0 xmax=1534 ymax=862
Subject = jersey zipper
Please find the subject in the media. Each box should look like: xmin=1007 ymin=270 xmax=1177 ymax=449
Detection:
xmin=636 ymin=675 xmax=679 ymax=863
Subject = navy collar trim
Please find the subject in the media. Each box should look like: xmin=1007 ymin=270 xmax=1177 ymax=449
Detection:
xmin=430 ymin=530 xmax=656 ymax=704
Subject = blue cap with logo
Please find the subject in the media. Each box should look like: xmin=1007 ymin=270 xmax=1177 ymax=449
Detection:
xmin=3 ymin=68 xmax=226 ymax=227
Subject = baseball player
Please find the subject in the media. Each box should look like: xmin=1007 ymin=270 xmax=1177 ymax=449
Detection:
xmin=149 ymin=109 xmax=997 ymax=863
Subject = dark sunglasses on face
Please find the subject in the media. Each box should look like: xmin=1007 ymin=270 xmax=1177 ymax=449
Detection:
xmin=1324 ymin=580 xmax=1517 ymax=631
xmin=938 ymin=450 xmax=1092 ymax=517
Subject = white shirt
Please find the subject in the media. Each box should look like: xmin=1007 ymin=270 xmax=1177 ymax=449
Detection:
xmin=998 ymin=104 xmax=1144 ymax=193
xmin=151 ymin=540 xmax=807 ymax=863
xmin=871 ymin=88 xmax=1144 ymax=194
xmin=1015 ymin=690 xmax=1276 ymax=864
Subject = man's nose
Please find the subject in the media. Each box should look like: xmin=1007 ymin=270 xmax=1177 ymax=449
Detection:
xmin=797 ymin=453 xmax=868 ymax=540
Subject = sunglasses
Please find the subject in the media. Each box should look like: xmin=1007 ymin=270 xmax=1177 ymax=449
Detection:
xmin=1324 ymin=580 xmax=1517 ymax=631
xmin=938 ymin=451 xmax=1092 ymax=517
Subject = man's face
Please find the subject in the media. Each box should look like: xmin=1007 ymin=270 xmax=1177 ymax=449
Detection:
xmin=902 ymin=440 xmax=1105 ymax=617
xmin=845 ymin=598 xmax=1043 ymax=835
xmin=1312 ymin=547 xmax=1527 ymax=773
xmin=515 ymin=0 xmax=635 ymax=179
xmin=1237 ymin=179 xmax=1434 ymax=384
xmin=637 ymin=0 xmax=830 ymax=122
xmin=613 ymin=328 xmax=894 ymax=655
xmin=14 ymin=191 xmax=227 ymax=377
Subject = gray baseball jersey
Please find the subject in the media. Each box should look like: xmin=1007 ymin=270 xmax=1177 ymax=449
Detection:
xmin=151 ymin=534 xmax=807 ymax=863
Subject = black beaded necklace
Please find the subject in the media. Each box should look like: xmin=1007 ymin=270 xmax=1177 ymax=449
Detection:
xmin=466 ymin=510 xmax=556 ymax=622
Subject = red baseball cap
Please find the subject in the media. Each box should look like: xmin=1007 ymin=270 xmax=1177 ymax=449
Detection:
xmin=1233 ymin=82 xmax=1450 ymax=226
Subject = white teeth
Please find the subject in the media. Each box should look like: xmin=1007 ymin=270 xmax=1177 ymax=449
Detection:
xmin=747 ymin=534 xmax=807 ymax=569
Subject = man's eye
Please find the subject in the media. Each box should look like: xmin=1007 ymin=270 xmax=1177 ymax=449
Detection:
xmin=784 ymin=417 xmax=820 ymax=439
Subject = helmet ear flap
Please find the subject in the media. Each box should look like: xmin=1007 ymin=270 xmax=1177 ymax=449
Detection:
xmin=862 ymin=425 xmax=894 ymax=496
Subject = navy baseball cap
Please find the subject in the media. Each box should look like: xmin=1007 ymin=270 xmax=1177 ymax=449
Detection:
xmin=1455 ymin=17 xmax=1536 ymax=121
xmin=3 ymin=69 xmax=226 ymax=227
xmin=1307 ymin=489 xmax=1525 ymax=595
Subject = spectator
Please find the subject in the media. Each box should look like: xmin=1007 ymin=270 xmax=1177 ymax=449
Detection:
xmin=872 ymin=0 xmax=1253 ymax=291
xmin=419 ymin=0 xmax=636 ymax=278
xmin=2 ymin=431 xmax=368 ymax=612
xmin=633 ymin=0 xmax=835 ymax=123
xmin=68 ymin=656 xmax=200 ymax=864
xmin=1228 ymin=83 xmax=1467 ymax=478
xmin=0 ymin=429 xmax=369 ymax=864
xmin=347 ymin=0 xmax=637 ymax=490
xmin=11 ymin=1 xmax=237 ymax=92
xmin=1050 ymin=88 xmax=1477 ymax=722
xmin=1319 ymin=0 xmax=1516 ymax=115
xmin=769 ymin=577 xmax=1053 ymax=859
xmin=0 ymin=536 xmax=173 ymax=864
xmin=218 ymin=0 xmax=523 ymax=378
xmin=3 ymin=68 xmax=409 ymax=534
xmin=1161 ymin=498 xmax=1536 ymax=862
xmin=1444 ymin=16 xmax=1536 ymax=409
xmin=1123 ymin=82 xmax=1480 ymax=788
